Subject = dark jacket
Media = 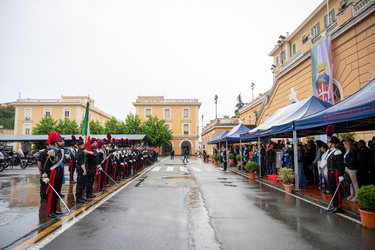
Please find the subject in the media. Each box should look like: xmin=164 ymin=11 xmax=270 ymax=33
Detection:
xmin=327 ymin=148 xmax=344 ymax=174
xmin=358 ymin=146 xmax=372 ymax=173
xmin=344 ymin=149 xmax=358 ymax=170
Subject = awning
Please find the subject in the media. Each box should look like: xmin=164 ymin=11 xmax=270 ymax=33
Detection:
xmin=207 ymin=130 xmax=229 ymax=144
xmin=241 ymin=96 xmax=332 ymax=139
xmin=220 ymin=124 xmax=252 ymax=142
xmin=294 ymin=77 xmax=375 ymax=135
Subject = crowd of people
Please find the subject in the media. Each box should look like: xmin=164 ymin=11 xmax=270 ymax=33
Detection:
xmin=38 ymin=131 xmax=158 ymax=218
xmin=211 ymin=135 xmax=375 ymax=212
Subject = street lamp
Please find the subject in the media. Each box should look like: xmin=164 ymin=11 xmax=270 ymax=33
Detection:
xmin=251 ymin=83 xmax=255 ymax=101
xmin=214 ymin=95 xmax=218 ymax=119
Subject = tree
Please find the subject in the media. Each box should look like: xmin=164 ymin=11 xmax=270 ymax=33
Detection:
xmin=235 ymin=93 xmax=245 ymax=117
xmin=0 ymin=106 xmax=15 ymax=129
xmin=89 ymin=120 xmax=104 ymax=135
xmin=141 ymin=115 xmax=173 ymax=147
xmin=104 ymin=117 xmax=124 ymax=134
xmin=55 ymin=119 xmax=80 ymax=135
xmin=32 ymin=115 xmax=57 ymax=135
xmin=124 ymin=113 xmax=143 ymax=134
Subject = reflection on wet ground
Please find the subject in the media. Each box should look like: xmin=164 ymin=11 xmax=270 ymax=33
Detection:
xmin=0 ymin=166 xmax=82 ymax=249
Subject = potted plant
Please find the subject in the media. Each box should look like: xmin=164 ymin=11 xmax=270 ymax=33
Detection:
xmin=277 ymin=167 xmax=295 ymax=193
xmin=357 ymin=185 xmax=375 ymax=229
xmin=204 ymin=154 xmax=210 ymax=163
xmin=235 ymin=154 xmax=243 ymax=170
xmin=228 ymin=153 xmax=234 ymax=164
xmin=213 ymin=155 xmax=220 ymax=164
xmin=244 ymin=161 xmax=259 ymax=180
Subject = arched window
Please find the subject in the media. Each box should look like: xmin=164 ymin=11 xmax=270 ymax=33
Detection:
xmin=332 ymin=79 xmax=343 ymax=103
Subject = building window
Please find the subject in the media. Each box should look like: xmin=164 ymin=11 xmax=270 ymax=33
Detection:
xmin=164 ymin=108 xmax=170 ymax=119
xmin=183 ymin=124 xmax=189 ymax=135
xmin=183 ymin=108 xmax=189 ymax=118
xmin=302 ymin=34 xmax=308 ymax=44
xmin=333 ymin=80 xmax=343 ymax=103
xmin=166 ymin=123 xmax=171 ymax=130
xmin=24 ymin=123 xmax=31 ymax=135
xmin=311 ymin=22 xmax=320 ymax=38
xmin=324 ymin=9 xmax=336 ymax=28
xmin=25 ymin=108 xmax=32 ymax=120
xmin=145 ymin=108 xmax=151 ymax=118
xmin=64 ymin=108 xmax=70 ymax=119
xmin=280 ymin=50 xmax=286 ymax=64
xmin=292 ymin=43 xmax=296 ymax=55
xmin=276 ymin=56 xmax=279 ymax=66
xmin=44 ymin=108 xmax=51 ymax=116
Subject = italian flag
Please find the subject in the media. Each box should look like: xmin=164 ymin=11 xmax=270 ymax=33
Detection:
xmin=82 ymin=102 xmax=91 ymax=152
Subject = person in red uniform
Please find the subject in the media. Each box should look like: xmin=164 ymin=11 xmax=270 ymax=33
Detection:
xmin=327 ymin=135 xmax=345 ymax=213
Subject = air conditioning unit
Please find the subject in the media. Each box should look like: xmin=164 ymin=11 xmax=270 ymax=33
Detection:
xmin=25 ymin=117 xmax=30 ymax=120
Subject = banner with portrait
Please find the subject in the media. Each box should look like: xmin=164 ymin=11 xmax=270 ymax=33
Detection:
xmin=311 ymin=36 xmax=334 ymax=105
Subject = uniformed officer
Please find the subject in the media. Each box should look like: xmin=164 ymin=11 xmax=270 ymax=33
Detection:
xmin=86 ymin=139 xmax=99 ymax=199
xmin=37 ymin=141 xmax=54 ymax=202
xmin=327 ymin=135 xmax=345 ymax=213
xmin=43 ymin=131 xmax=65 ymax=218
xmin=75 ymin=137 xmax=87 ymax=203
xmin=69 ymin=135 xmax=78 ymax=184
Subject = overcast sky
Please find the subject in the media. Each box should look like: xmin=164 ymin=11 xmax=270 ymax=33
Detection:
xmin=0 ymin=0 xmax=323 ymax=126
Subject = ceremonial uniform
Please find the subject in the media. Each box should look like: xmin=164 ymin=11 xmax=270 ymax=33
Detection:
xmin=327 ymin=135 xmax=345 ymax=213
xmin=43 ymin=131 xmax=65 ymax=218
xmin=86 ymin=140 xmax=99 ymax=198
xmin=69 ymin=138 xmax=78 ymax=184
xmin=75 ymin=140 xmax=87 ymax=203
xmin=37 ymin=147 xmax=49 ymax=202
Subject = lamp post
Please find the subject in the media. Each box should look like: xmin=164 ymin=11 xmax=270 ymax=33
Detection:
xmin=251 ymin=82 xmax=255 ymax=101
xmin=214 ymin=95 xmax=218 ymax=120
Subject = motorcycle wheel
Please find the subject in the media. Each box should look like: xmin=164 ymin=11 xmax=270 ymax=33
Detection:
xmin=0 ymin=164 xmax=4 ymax=172
xmin=20 ymin=161 xmax=27 ymax=169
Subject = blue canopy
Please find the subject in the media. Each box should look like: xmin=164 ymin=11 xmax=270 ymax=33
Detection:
xmin=294 ymin=77 xmax=375 ymax=134
xmin=220 ymin=124 xmax=252 ymax=142
xmin=207 ymin=130 xmax=229 ymax=144
xmin=241 ymin=96 xmax=332 ymax=139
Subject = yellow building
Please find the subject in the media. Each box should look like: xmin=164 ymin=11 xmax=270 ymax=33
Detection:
xmin=241 ymin=0 xmax=375 ymax=140
xmin=132 ymin=96 xmax=201 ymax=155
xmin=11 ymin=96 xmax=113 ymax=150
xmin=201 ymin=117 xmax=242 ymax=156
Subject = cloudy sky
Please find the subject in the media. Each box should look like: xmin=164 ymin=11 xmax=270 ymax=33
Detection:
xmin=0 ymin=0 xmax=323 ymax=126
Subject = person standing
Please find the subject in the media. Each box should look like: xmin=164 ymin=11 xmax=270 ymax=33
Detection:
xmin=170 ymin=149 xmax=175 ymax=160
xmin=357 ymin=140 xmax=372 ymax=186
xmin=221 ymin=146 xmax=227 ymax=171
xmin=182 ymin=148 xmax=189 ymax=163
xmin=327 ymin=136 xmax=345 ymax=213
xmin=86 ymin=139 xmax=99 ymax=199
xmin=343 ymin=140 xmax=359 ymax=202
xmin=297 ymin=144 xmax=306 ymax=189
xmin=69 ymin=135 xmax=78 ymax=184
xmin=43 ymin=131 xmax=65 ymax=218
xmin=75 ymin=138 xmax=87 ymax=203
xmin=37 ymin=141 xmax=54 ymax=203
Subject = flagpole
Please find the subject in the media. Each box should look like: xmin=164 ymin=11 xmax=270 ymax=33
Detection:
xmin=82 ymin=102 xmax=90 ymax=165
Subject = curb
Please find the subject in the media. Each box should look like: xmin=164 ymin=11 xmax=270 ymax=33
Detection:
xmin=226 ymin=166 xmax=361 ymax=221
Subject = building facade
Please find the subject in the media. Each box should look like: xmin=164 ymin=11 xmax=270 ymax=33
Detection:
xmin=241 ymin=0 xmax=375 ymax=140
xmin=11 ymin=96 xmax=113 ymax=150
xmin=201 ymin=117 xmax=242 ymax=156
xmin=132 ymin=96 xmax=201 ymax=155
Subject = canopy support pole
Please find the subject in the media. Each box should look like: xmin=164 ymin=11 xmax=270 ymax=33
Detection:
xmin=293 ymin=130 xmax=299 ymax=191
xmin=258 ymin=136 xmax=261 ymax=178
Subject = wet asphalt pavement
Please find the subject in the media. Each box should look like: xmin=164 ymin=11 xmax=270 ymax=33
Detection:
xmin=1 ymin=157 xmax=375 ymax=249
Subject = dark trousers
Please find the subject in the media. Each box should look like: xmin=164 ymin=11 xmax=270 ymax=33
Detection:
xmin=328 ymin=170 xmax=342 ymax=209
xmin=86 ymin=167 xmax=96 ymax=195
xmin=223 ymin=161 xmax=227 ymax=171
xmin=49 ymin=170 xmax=63 ymax=213
xmin=40 ymin=175 xmax=47 ymax=199
xmin=76 ymin=172 xmax=86 ymax=198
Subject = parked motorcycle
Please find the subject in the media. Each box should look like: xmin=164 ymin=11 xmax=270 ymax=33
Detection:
xmin=0 ymin=151 xmax=5 ymax=172
xmin=4 ymin=149 xmax=27 ymax=169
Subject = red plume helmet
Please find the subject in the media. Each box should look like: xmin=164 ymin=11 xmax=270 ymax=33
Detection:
xmin=71 ymin=135 xmax=77 ymax=141
xmin=326 ymin=124 xmax=335 ymax=138
xmin=79 ymin=136 xmax=83 ymax=140
xmin=107 ymin=133 xmax=112 ymax=141
xmin=47 ymin=131 xmax=62 ymax=145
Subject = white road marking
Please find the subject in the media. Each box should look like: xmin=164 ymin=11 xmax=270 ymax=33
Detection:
xmin=192 ymin=167 xmax=201 ymax=172
xmin=166 ymin=167 xmax=174 ymax=171
xmin=151 ymin=167 xmax=161 ymax=172
xmin=180 ymin=167 xmax=187 ymax=172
